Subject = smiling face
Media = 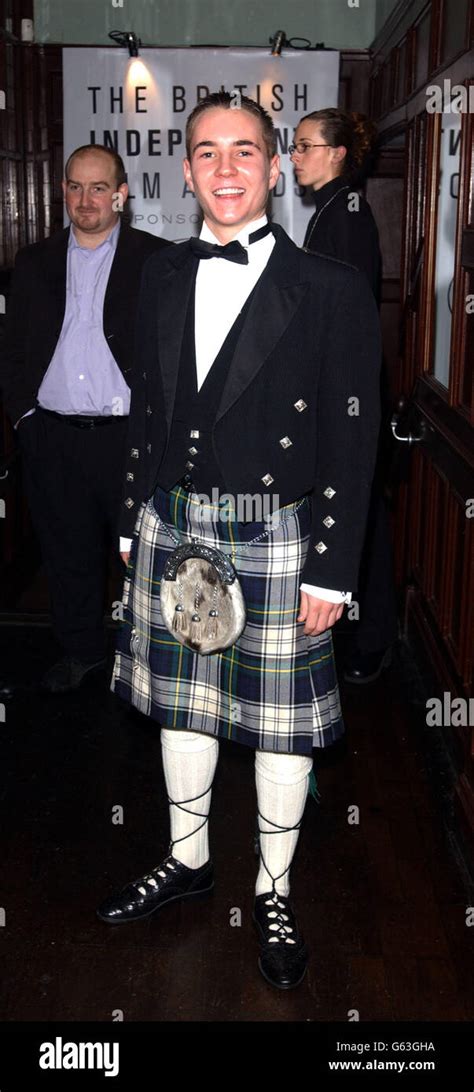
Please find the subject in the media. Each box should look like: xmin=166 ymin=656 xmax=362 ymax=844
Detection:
xmin=183 ymin=107 xmax=280 ymax=243
xmin=290 ymin=120 xmax=346 ymax=190
xmin=62 ymin=150 xmax=128 ymax=247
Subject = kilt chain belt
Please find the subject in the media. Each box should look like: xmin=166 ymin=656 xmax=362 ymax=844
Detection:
xmin=154 ymin=497 xmax=307 ymax=561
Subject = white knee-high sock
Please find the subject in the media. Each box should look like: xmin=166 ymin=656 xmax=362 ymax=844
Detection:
xmin=160 ymin=728 xmax=219 ymax=869
xmin=255 ymin=751 xmax=313 ymax=897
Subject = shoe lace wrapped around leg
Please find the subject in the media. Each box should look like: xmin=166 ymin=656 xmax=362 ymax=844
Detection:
xmin=256 ymin=806 xmax=303 ymax=918
xmin=130 ymin=781 xmax=214 ymax=896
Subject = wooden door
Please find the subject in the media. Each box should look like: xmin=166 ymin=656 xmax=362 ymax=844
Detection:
xmin=370 ymin=0 xmax=474 ymax=848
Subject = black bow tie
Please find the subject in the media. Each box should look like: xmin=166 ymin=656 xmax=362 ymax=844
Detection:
xmin=190 ymin=238 xmax=248 ymax=264
xmin=189 ymin=222 xmax=273 ymax=265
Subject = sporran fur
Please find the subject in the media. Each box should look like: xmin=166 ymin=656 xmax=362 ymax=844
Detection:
xmin=160 ymin=542 xmax=247 ymax=654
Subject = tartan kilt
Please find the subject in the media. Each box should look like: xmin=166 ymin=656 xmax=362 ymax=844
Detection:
xmin=111 ymin=485 xmax=344 ymax=755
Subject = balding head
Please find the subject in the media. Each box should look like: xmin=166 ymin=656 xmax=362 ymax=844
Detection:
xmin=62 ymin=146 xmax=129 ymax=248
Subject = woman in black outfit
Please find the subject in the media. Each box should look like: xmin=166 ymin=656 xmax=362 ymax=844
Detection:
xmin=291 ymin=108 xmax=381 ymax=296
xmin=290 ymin=108 xmax=398 ymax=683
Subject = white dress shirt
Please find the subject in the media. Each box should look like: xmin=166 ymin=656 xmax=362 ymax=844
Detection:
xmin=120 ymin=216 xmax=351 ymax=605
xmin=194 ymin=215 xmax=275 ymax=389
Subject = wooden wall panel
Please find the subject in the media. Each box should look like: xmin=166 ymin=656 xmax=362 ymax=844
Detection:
xmin=370 ymin=0 xmax=473 ymax=125
xmin=338 ymin=51 xmax=371 ymax=114
xmin=440 ymin=0 xmax=472 ymax=65
xmin=404 ymin=446 xmax=473 ymax=694
xmin=459 ymin=521 xmax=473 ymax=691
xmin=439 ymin=490 xmax=459 ymax=638
xmin=395 ymin=38 xmax=408 ymax=104
xmin=408 ymin=446 xmax=424 ymax=577
xmin=414 ymin=5 xmax=433 ymax=89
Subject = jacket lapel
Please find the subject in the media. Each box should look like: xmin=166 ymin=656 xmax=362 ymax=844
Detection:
xmin=45 ymin=228 xmax=69 ymax=337
xmin=103 ymin=220 xmax=134 ymax=329
xmin=155 ymin=225 xmax=308 ymax=432
xmin=156 ymin=245 xmax=199 ymax=434
xmin=215 ymin=226 xmax=309 ymax=423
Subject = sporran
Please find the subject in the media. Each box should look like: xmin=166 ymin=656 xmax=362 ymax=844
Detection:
xmin=160 ymin=541 xmax=247 ymax=655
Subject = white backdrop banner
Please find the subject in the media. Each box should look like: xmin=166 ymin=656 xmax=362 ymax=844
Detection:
xmin=63 ymin=47 xmax=339 ymax=246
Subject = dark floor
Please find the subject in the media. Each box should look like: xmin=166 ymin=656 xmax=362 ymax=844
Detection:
xmin=1 ymin=621 xmax=473 ymax=1022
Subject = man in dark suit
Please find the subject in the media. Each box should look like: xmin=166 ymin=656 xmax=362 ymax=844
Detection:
xmin=0 ymin=145 xmax=169 ymax=692
xmin=97 ymin=94 xmax=381 ymax=989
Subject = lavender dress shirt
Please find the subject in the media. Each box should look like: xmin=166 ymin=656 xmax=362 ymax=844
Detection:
xmin=37 ymin=220 xmax=130 ymax=416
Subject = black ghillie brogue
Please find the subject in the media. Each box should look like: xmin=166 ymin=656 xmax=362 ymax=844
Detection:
xmin=253 ymin=891 xmax=308 ymax=989
xmin=97 ymin=854 xmax=214 ymax=924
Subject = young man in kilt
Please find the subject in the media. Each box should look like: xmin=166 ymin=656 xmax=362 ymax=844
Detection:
xmin=97 ymin=92 xmax=381 ymax=990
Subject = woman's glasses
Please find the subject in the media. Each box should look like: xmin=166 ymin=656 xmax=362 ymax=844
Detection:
xmin=288 ymin=142 xmax=331 ymax=155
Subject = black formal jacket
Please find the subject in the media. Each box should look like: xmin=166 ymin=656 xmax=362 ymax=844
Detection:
xmin=303 ymin=177 xmax=382 ymax=304
xmin=0 ymin=219 xmax=169 ymax=425
xmin=120 ymin=224 xmax=382 ymax=591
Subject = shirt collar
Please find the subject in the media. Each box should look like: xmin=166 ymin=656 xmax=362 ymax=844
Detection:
xmin=69 ymin=217 xmax=121 ymax=252
xmin=200 ymin=214 xmax=269 ymax=249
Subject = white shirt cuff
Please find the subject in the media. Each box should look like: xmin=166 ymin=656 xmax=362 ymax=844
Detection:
xmin=120 ymin=537 xmax=133 ymax=553
xmin=300 ymin=584 xmax=352 ymax=604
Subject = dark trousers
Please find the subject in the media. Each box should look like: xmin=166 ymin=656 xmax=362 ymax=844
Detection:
xmin=18 ymin=409 xmax=129 ymax=662
xmin=350 ymin=483 xmax=398 ymax=655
